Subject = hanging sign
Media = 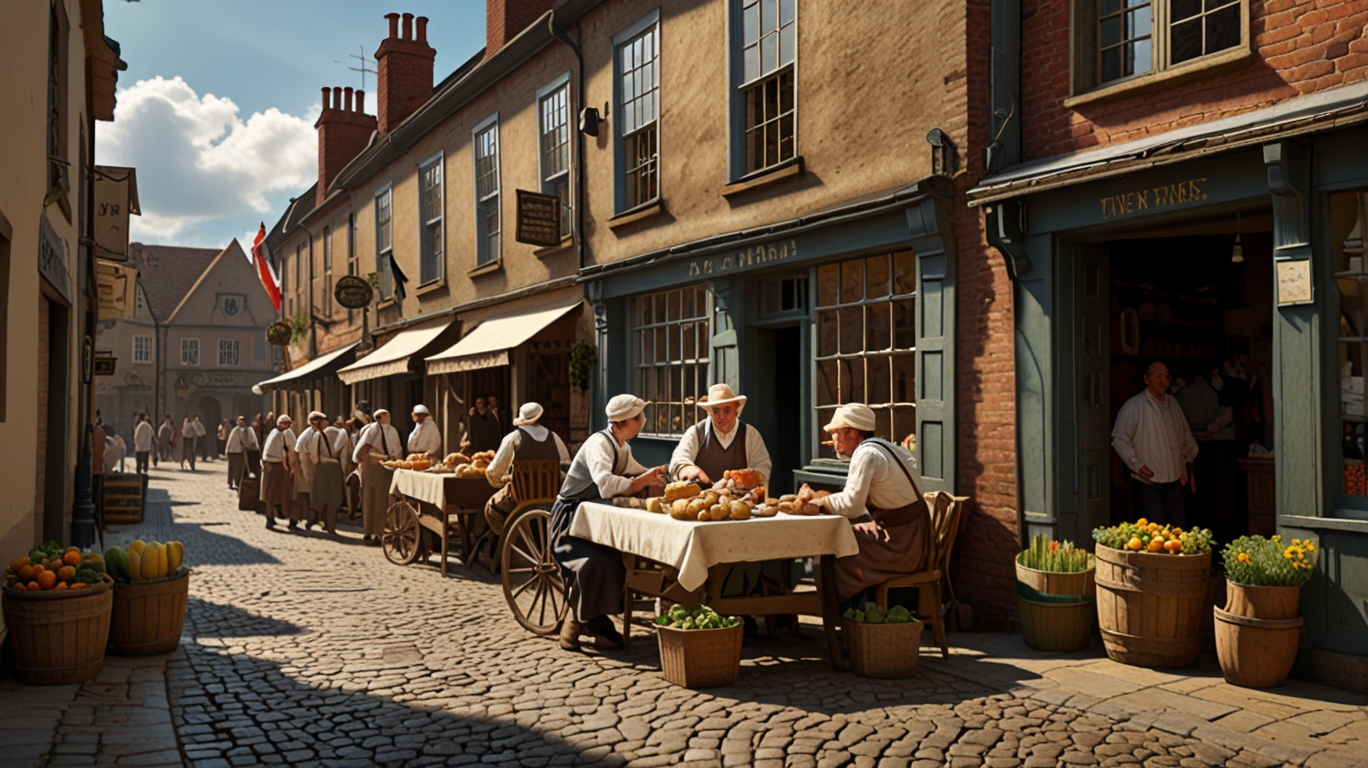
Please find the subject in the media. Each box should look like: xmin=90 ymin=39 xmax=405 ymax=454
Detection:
xmin=93 ymin=166 xmax=139 ymax=261
xmin=515 ymin=189 xmax=563 ymax=247
xmin=96 ymin=259 xmax=138 ymax=319
xmin=334 ymin=274 xmax=374 ymax=309
xmin=93 ymin=356 xmax=117 ymax=376
xmin=266 ymin=321 xmax=293 ymax=347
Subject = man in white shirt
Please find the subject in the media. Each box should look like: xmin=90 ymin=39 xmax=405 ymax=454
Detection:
xmin=808 ymin=404 xmax=929 ymax=601
xmin=225 ymin=415 xmax=259 ymax=490
xmin=305 ymin=417 xmax=350 ymax=534
xmin=193 ymin=415 xmax=211 ymax=463
xmin=261 ymin=414 xmax=298 ymax=530
xmin=670 ymin=383 xmax=772 ymax=487
xmin=294 ymin=413 xmax=327 ymax=530
xmin=353 ymin=409 xmax=403 ymax=543
xmin=483 ymin=402 xmax=571 ymax=535
xmin=407 ymin=404 xmax=442 ymax=456
xmin=133 ymin=413 xmax=155 ymax=475
xmin=1112 ymin=360 xmax=1199 ymax=527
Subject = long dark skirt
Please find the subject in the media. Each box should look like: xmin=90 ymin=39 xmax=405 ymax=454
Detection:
xmin=550 ymin=497 xmax=625 ymax=623
xmin=261 ymin=461 xmax=293 ymax=518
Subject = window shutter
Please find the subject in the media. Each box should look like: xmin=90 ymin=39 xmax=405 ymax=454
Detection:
xmin=908 ymin=200 xmax=956 ymax=493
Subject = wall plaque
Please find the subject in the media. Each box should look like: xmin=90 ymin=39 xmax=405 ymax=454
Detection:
xmin=1276 ymin=259 xmax=1313 ymax=306
xmin=516 ymin=189 xmax=563 ymax=247
xmin=334 ymin=274 xmax=374 ymax=309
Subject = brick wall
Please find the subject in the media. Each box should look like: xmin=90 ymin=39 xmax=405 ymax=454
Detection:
xmin=35 ymin=296 xmax=49 ymax=526
xmin=485 ymin=0 xmax=553 ymax=57
xmin=375 ymin=13 xmax=435 ymax=136
xmin=1020 ymin=0 xmax=1368 ymax=160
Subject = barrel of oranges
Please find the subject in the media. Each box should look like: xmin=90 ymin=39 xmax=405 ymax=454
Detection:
xmin=3 ymin=543 xmax=114 ymax=685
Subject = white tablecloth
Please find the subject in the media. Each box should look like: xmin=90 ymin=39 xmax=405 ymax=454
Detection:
xmin=389 ymin=469 xmax=495 ymax=509
xmin=569 ymin=502 xmax=859 ymax=592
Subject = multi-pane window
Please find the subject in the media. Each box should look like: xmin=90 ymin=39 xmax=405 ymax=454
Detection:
xmin=539 ymin=83 xmax=571 ymax=238
xmin=181 ymin=338 xmax=200 ymax=366
xmin=1098 ymin=0 xmax=1152 ymax=83
xmin=322 ymin=225 xmax=333 ymax=316
xmin=132 ymin=335 xmax=152 ymax=364
xmin=474 ymin=121 xmax=501 ymax=266
xmin=1336 ymin=192 xmax=1368 ymax=497
xmin=1170 ymin=0 xmax=1240 ymax=65
xmin=375 ymin=187 xmax=393 ymax=299
xmin=740 ymin=0 xmax=796 ymax=173
xmin=419 ymin=155 xmax=443 ymax=282
xmin=633 ymin=286 xmax=711 ymax=437
xmin=218 ymin=339 xmax=239 ymax=367
xmin=1091 ymin=0 xmax=1244 ymax=88
xmin=814 ymin=252 xmax=917 ymax=460
xmin=618 ymin=23 xmax=660 ymax=210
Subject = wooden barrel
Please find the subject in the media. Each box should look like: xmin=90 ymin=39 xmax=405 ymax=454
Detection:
xmin=1015 ymin=561 xmax=1095 ymax=597
xmin=1019 ymin=596 xmax=1094 ymax=653
xmin=1 ymin=575 xmax=114 ymax=685
xmin=1095 ymin=546 xmax=1211 ymax=669
xmin=110 ymin=568 xmax=190 ymax=656
xmin=1214 ymin=607 xmax=1303 ymax=688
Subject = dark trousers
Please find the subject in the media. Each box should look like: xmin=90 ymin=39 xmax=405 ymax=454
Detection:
xmin=135 ymin=451 xmax=150 ymax=474
xmin=1133 ymin=480 xmax=1186 ymax=528
xmin=187 ymin=438 xmax=197 ymax=470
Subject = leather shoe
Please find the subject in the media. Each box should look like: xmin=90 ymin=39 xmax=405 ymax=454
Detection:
xmin=586 ymin=616 xmax=624 ymax=651
xmin=559 ymin=616 xmax=584 ymax=651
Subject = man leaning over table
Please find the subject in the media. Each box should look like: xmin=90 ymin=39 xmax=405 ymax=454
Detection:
xmin=550 ymin=395 xmax=667 ymax=652
xmin=805 ymin=404 xmax=930 ymax=604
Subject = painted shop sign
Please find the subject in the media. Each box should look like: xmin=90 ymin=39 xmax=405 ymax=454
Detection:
xmin=688 ymin=239 xmax=798 ymax=277
xmin=1099 ymin=178 xmax=1209 ymax=220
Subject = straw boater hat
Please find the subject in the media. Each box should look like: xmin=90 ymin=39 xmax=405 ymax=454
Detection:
xmin=513 ymin=402 xmax=544 ymax=426
xmin=696 ymin=383 xmax=747 ymax=414
xmin=823 ymin=403 xmax=877 ymax=433
xmin=605 ymin=394 xmax=648 ymax=422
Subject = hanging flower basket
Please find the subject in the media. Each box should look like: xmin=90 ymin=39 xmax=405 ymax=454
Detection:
xmin=266 ymin=321 xmax=292 ymax=346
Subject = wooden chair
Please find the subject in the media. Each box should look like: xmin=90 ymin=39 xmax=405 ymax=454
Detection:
xmin=873 ymin=491 xmax=971 ymax=659
xmin=476 ymin=459 xmax=562 ymax=572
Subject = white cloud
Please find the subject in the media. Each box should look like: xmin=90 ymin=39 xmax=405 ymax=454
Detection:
xmin=98 ymin=76 xmax=318 ymax=245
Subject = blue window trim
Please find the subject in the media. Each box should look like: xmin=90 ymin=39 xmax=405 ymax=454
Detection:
xmin=417 ymin=149 xmax=445 ymax=285
xmin=612 ymin=8 xmax=661 ymax=216
xmin=727 ymin=0 xmax=799 ymax=183
xmin=537 ymin=72 xmax=574 ymax=238
xmin=374 ymin=182 xmax=393 ymax=300
xmin=471 ymin=113 xmax=501 ymax=268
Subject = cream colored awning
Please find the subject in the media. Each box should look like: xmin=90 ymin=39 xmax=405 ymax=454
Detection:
xmin=337 ymin=319 xmax=453 ymax=384
xmin=425 ymin=302 xmax=581 ymax=375
xmin=254 ymin=342 xmax=359 ymax=392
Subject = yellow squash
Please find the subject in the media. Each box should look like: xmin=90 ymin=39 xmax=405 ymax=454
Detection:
xmin=127 ymin=548 xmax=143 ymax=581
xmin=166 ymin=541 xmax=184 ymax=572
xmin=128 ymin=540 xmax=146 ymax=556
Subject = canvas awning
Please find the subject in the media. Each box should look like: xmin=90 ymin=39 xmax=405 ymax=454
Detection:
xmin=254 ymin=342 xmax=359 ymax=392
xmin=425 ymin=302 xmax=581 ymax=375
xmin=337 ymin=319 xmax=453 ymax=384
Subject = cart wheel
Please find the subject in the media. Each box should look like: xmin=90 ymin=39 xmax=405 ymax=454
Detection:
xmin=501 ymin=508 xmax=568 ymax=635
xmin=382 ymin=500 xmax=422 ymax=565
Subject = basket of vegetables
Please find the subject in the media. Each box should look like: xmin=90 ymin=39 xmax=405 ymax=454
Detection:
xmin=3 ymin=542 xmax=115 ymax=685
xmin=654 ymin=605 xmax=744 ymax=688
xmin=1016 ymin=535 xmax=1095 ymax=652
xmin=842 ymin=604 xmax=923 ymax=678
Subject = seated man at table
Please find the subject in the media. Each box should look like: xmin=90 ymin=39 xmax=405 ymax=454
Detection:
xmin=670 ymin=383 xmax=772 ymax=487
xmin=484 ymin=402 xmax=571 ymax=536
xmin=551 ymin=394 xmax=667 ymax=652
xmin=805 ymin=404 xmax=930 ymax=603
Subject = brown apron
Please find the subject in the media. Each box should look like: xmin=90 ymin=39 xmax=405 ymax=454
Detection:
xmin=691 ymin=421 xmax=749 ymax=485
xmin=835 ymin=439 xmax=930 ymax=600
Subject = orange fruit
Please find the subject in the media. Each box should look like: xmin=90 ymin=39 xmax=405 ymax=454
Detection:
xmin=8 ymin=556 xmax=30 ymax=573
xmin=31 ymin=563 xmax=46 ymax=576
xmin=70 ymin=582 xmax=90 ymax=589
xmin=62 ymin=550 xmax=82 ymax=567
xmin=17 ymin=564 xmax=35 ymax=581
xmin=54 ymin=582 xmax=69 ymax=590
xmin=56 ymin=565 xmax=76 ymax=582
xmin=36 ymin=570 xmax=57 ymax=590
xmin=26 ymin=581 xmax=41 ymax=591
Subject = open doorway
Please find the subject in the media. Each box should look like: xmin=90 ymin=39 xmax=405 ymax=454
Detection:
xmin=769 ymin=325 xmax=802 ymax=494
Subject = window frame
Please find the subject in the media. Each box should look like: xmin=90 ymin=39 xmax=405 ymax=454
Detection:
xmin=472 ymin=114 xmax=502 ymax=268
xmin=217 ymin=338 xmax=240 ymax=367
xmin=612 ymin=10 xmax=662 ymax=215
xmin=321 ymin=225 xmax=333 ymax=316
xmin=631 ymin=284 xmax=713 ymax=439
xmin=537 ymin=73 xmax=573 ymax=240
xmin=417 ymin=150 xmax=445 ymax=284
xmin=181 ymin=337 xmax=200 ymax=367
xmin=729 ymin=0 xmax=799 ymax=181
xmin=374 ymin=184 xmax=394 ymax=300
xmin=1069 ymin=0 xmax=1250 ymax=102
xmin=132 ymin=334 xmax=152 ymax=364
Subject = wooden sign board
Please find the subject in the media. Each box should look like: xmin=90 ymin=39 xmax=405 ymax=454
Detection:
xmin=516 ymin=189 xmax=563 ymax=247
xmin=94 ymin=356 xmax=117 ymax=376
xmin=93 ymin=166 xmax=139 ymax=262
xmin=334 ymin=274 xmax=374 ymax=309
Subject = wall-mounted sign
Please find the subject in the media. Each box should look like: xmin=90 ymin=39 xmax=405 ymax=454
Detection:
xmin=96 ymin=259 xmax=138 ymax=319
xmin=93 ymin=356 xmax=117 ymax=376
xmin=1099 ymin=177 xmax=1209 ymax=220
xmin=687 ymin=239 xmax=798 ymax=278
xmin=38 ymin=213 xmax=72 ymax=304
xmin=334 ymin=274 xmax=374 ymax=309
xmin=1276 ymin=259 xmax=1313 ymax=306
xmin=93 ymin=166 xmax=140 ymax=261
xmin=515 ymin=189 xmax=563 ymax=247
xmin=191 ymin=373 xmax=249 ymax=388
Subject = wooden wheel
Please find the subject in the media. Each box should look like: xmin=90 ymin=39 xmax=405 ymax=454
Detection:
xmin=501 ymin=508 xmax=568 ymax=635
xmin=382 ymin=499 xmax=422 ymax=565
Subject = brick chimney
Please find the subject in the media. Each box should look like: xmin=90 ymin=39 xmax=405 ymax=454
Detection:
xmin=315 ymin=86 xmax=377 ymax=206
xmin=375 ymin=12 xmax=436 ymax=136
xmin=486 ymin=0 xmax=554 ymax=58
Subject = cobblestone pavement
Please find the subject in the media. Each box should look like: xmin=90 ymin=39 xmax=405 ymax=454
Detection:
xmin=3 ymin=462 xmax=1366 ymax=768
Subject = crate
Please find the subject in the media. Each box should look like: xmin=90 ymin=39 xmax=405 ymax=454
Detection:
xmin=657 ymin=624 xmax=744 ymax=688
xmin=104 ymin=473 xmax=149 ymax=524
xmin=843 ymin=619 xmax=924 ymax=678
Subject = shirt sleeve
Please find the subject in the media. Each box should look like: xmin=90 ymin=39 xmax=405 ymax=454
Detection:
xmin=747 ymin=427 xmax=774 ymax=489
xmin=351 ymin=426 xmax=372 ymax=464
xmin=1176 ymin=404 xmax=1199 ymax=464
xmin=1111 ymin=398 xmax=1143 ymax=472
xmin=485 ymin=431 xmax=519 ymax=488
xmin=554 ymin=433 xmax=571 ymax=465
xmin=669 ymin=424 xmax=701 ymax=480
xmin=588 ymin=437 xmax=637 ymax=499
xmin=822 ymin=446 xmax=877 ymax=519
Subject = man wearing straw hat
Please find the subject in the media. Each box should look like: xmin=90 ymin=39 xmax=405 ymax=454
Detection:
xmin=483 ymin=402 xmax=571 ymax=536
xmin=352 ymin=408 xmax=404 ymax=544
xmin=670 ymin=383 xmax=772 ymax=487
xmin=805 ymin=403 xmax=930 ymax=602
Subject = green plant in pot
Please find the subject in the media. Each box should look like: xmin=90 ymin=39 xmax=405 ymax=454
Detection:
xmin=1215 ymin=535 xmax=1317 ymax=688
xmin=1015 ymin=535 xmax=1095 ymax=652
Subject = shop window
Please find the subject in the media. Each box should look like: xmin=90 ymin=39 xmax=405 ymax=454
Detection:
xmin=632 ymin=285 xmax=711 ymax=437
xmin=132 ymin=335 xmax=152 ymax=363
xmin=1334 ymin=192 xmax=1368 ymax=499
xmin=218 ymin=339 xmax=239 ymax=367
xmin=419 ymin=153 xmax=444 ymax=282
xmin=181 ymin=338 xmax=200 ymax=366
xmin=813 ymin=251 xmax=916 ymax=460
xmin=375 ymin=186 xmax=393 ymax=299
xmin=473 ymin=118 xmax=501 ymax=266
xmin=1073 ymin=0 xmax=1248 ymax=95
xmin=736 ymin=0 xmax=796 ymax=175
xmin=614 ymin=13 xmax=660 ymax=213
xmin=539 ymin=77 xmax=572 ymax=238
xmin=761 ymin=276 xmax=808 ymax=316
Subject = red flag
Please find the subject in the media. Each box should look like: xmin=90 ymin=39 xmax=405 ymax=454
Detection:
xmin=250 ymin=223 xmax=281 ymax=314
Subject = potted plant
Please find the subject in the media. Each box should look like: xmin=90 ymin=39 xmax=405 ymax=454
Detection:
xmin=1091 ymin=520 xmax=1216 ymax=668
xmin=1015 ymin=535 xmax=1095 ymax=652
xmin=654 ymin=605 xmax=744 ymax=688
xmin=841 ymin=604 xmax=923 ymax=678
xmin=1215 ymin=534 xmax=1316 ymax=688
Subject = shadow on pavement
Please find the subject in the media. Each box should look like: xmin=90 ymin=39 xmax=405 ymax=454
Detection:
xmin=187 ymin=596 xmax=306 ymax=639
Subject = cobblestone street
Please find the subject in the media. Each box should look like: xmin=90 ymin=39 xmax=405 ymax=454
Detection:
xmin=2 ymin=463 xmax=1366 ymax=768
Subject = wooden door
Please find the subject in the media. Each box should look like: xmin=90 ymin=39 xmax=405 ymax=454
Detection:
xmin=1078 ymin=245 xmax=1112 ymax=542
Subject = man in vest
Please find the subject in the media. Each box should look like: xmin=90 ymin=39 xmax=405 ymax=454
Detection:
xmin=484 ymin=402 xmax=571 ymax=536
xmin=670 ymin=383 xmax=772 ymax=488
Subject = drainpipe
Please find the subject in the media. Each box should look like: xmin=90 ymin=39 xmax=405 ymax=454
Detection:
xmin=71 ymin=118 xmax=98 ymax=548
xmin=984 ymin=0 xmax=1031 ymax=280
xmin=548 ymin=13 xmax=587 ymax=271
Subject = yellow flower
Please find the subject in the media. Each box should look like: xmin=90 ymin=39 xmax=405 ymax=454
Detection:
xmin=1305 ymin=541 xmax=1316 ymax=552
xmin=1284 ymin=550 xmax=1294 ymax=559
xmin=1272 ymin=535 xmax=1282 ymax=543
xmin=1237 ymin=552 xmax=1251 ymax=564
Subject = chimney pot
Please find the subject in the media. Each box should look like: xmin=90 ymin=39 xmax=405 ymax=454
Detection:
xmin=321 ymin=87 xmax=331 ymax=110
xmin=357 ymin=90 xmax=366 ymax=113
xmin=402 ymin=13 xmax=413 ymax=40
xmin=343 ymin=86 xmax=354 ymax=112
xmin=385 ymin=12 xmax=400 ymax=40
xmin=416 ymin=16 xmax=428 ymax=44
xmin=332 ymin=86 xmax=343 ymax=111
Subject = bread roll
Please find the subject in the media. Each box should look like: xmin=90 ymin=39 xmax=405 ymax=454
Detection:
xmin=647 ymin=497 xmax=666 ymax=514
xmin=728 ymin=501 xmax=752 ymax=520
xmin=670 ymin=499 xmax=695 ymax=520
xmin=664 ymin=481 xmax=702 ymax=501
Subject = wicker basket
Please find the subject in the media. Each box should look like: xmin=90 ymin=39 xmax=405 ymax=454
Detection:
xmin=1 ymin=575 xmax=114 ymax=685
xmin=656 ymin=624 xmax=744 ymax=688
xmin=843 ymin=619 xmax=924 ymax=678
xmin=110 ymin=567 xmax=190 ymax=656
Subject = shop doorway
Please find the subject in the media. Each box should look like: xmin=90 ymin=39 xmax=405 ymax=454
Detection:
xmin=1073 ymin=215 xmax=1275 ymax=546
xmin=530 ymin=351 xmax=571 ymax=444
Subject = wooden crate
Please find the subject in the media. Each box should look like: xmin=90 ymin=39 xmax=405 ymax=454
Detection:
xmin=103 ymin=473 xmax=148 ymax=524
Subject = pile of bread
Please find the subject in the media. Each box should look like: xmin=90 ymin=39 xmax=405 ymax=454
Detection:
xmin=644 ymin=469 xmax=831 ymax=521
xmin=382 ymin=452 xmax=434 ymax=471
xmin=429 ymin=449 xmax=495 ymax=478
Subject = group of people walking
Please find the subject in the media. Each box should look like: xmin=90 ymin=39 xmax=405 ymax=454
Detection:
xmin=99 ymin=412 xmax=229 ymax=475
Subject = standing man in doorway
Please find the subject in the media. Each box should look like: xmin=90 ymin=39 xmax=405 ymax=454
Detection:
xmin=1112 ymin=360 xmax=1199 ymax=526
xmin=407 ymin=404 xmax=442 ymax=456
xmin=133 ymin=413 xmax=155 ymax=475
xmin=462 ymin=396 xmax=503 ymax=454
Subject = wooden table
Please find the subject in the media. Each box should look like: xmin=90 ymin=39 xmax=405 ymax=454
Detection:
xmin=388 ymin=469 xmax=497 ymax=576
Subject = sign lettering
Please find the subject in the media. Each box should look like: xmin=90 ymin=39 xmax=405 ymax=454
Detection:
xmin=334 ymin=274 xmax=374 ymax=309
xmin=688 ymin=239 xmax=798 ymax=277
xmin=1099 ymin=177 xmax=1208 ymax=220
xmin=93 ymin=166 xmax=137 ymax=261
xmin=515 ymin=189 xmax=563 ymax=247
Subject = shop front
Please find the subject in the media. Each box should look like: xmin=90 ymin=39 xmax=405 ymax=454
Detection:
xmin=581 ymin=176 xmax=959 ymax=497
xmin=972 ymin=105 xmax=1368 ymax=683
xmin=336 ymin=319 xmax=457 ymax=440
xmin=255 ymin=342 xmax=359 ymax=421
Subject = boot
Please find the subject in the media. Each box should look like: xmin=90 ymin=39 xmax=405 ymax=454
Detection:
xmin=559 ymin=616 xmax=584 ymax=651
xmin=586 ymin=616 xmax=624 ymax=651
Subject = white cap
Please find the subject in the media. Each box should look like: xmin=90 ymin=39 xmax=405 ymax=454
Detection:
xmin=605 ymin=394 xmax=648 ymax=423
xmin=823 ymin=403 xmax=876 ymax=433
xmin=373 ymin=409 xmax=390 ymax=419
xmin=513 ymin=402 xmax=543 ymax=426
xmin=276 ymin=414 xmax=293 ymax=425
xmin=413 ymin=404 xmax=430 ymax=415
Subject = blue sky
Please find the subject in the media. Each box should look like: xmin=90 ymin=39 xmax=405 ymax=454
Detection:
xmin=97 ymin=1 xmax=487 ymax=249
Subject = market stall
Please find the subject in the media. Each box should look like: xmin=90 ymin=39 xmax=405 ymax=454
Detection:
xmin=386 ymin=465 xmax=496 ymax=575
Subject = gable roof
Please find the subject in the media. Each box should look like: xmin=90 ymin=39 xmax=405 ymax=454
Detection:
xmin=129 ymin=242 xmax=222 ymax=323
xmin=166 ymin=239 xmax=268 ymax=325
